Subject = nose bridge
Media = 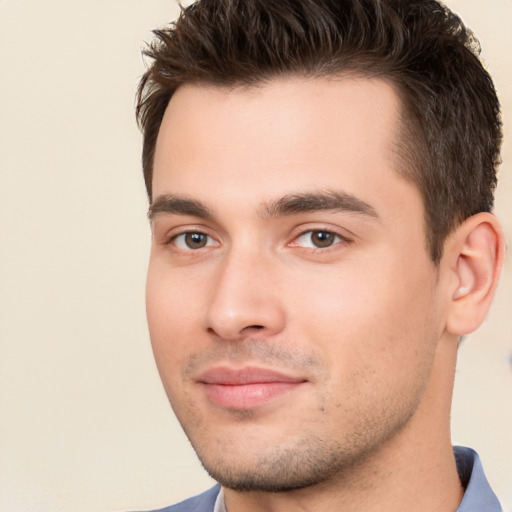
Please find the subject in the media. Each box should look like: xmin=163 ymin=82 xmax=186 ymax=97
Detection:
xmin=205 ymin=241 xmax=285 ymax=340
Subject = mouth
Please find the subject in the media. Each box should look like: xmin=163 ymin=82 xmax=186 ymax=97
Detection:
xmin=196 ymin=366 xmax=308 ymax=410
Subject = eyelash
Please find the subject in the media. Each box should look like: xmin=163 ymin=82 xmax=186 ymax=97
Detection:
xmin=166 ymin=231 xmax=218 ymax=250
xmin=291 ymin=229 xmax=351 ymax=250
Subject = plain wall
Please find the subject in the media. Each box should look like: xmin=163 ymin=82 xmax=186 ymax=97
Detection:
xmin=0 ymin=1 xmax=510 ymax=511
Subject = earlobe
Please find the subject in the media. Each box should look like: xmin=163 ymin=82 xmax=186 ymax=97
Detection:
xmin=445 ymin=212 xmax=505 ymax=336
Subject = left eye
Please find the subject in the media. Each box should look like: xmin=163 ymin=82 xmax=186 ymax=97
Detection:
xmin=294 ymin=230 xmax=344 ymax=249
xmin=172 ymin=232 xmax=216 ymax=250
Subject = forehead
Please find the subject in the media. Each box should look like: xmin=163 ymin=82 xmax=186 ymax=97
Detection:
xmin=156 ymin=76 xmax=403 ymax=166
xmin=152 ymin=76 xmax=420 ymax=225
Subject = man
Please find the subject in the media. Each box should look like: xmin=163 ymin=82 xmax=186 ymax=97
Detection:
xmin=135 ymin=0 xmax=505 ymax=511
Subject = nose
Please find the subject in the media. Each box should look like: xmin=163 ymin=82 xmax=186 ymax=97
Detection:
xmin=205 ymin=248 xmax=287 ymax=341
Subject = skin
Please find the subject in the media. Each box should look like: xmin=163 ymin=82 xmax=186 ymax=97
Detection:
xmin=146 ymin=77 xmax=504 ymax=512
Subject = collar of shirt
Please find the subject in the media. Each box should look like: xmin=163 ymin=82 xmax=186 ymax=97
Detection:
xmin=213 ymin=488 xmax=226 ymax=512
xmin=213 ymin=446 xmax=502 ymax=512
xmin=454 ymin=446 xmax=503 ymax=512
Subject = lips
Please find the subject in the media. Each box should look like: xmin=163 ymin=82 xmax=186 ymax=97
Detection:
xmin=197 ymin=367 xmax=307 ymax=410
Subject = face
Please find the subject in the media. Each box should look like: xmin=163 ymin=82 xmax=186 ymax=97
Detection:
xmin=147 ymin=77 xmax=446 ymax=491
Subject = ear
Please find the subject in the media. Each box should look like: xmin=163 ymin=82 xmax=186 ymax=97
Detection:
xmin=445 ymin=212 xmax=505 ymax=336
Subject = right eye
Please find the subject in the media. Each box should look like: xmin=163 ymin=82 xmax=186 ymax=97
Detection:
xmin=171 ymin=232 xmax=217 ymax=250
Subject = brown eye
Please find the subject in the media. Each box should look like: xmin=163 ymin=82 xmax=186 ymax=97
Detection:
xmin=295 ymin=230 xmax=343 ymax=249
xmin=172 ymin=232 xmax=215 ymax=250
xmin=185 ymin=232 xmax=208 ymax=249
xmin=310 ymin=231 xmax=337 ymax=248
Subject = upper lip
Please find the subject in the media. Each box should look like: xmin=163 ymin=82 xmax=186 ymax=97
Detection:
xmin=197 ymin=366 xmax=307 ymax=385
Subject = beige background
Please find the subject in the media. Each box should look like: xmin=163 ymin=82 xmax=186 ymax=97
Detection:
xmin=0 ymin=1 xmax=510 ymax=511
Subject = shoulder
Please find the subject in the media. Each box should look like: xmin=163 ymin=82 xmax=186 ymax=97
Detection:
xmin=137 ymin=485 xmax=221 ymax=512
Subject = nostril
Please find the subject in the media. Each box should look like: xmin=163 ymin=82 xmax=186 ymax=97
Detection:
xmin=206 ymin=324 xmax=265 ymax=340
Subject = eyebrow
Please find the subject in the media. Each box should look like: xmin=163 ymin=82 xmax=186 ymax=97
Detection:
xmin=148 ymin=195 xmax=213 ymax=220
xmin=148 ymin=190 xmax=378 ymax=221
xmin=262 ymin=191 xmax=379 ymax=219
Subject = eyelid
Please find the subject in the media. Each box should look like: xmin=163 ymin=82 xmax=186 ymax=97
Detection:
xmin=288 ymin=226 xmax=353 ymax=250
xmin=171 ymin=232 xmax=218 ymax=250
xmin=159 ymin=224 xmax=220 ymax=249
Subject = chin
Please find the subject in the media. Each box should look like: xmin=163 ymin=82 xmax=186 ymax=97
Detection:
xmin=194 ymin=437 xmax=368 ymax=493
xmin=203 ymin=462 xmax=334 ymax=493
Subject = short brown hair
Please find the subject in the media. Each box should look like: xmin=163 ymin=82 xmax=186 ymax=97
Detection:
xmin=136 ymin=0 xmax=502 ymax=263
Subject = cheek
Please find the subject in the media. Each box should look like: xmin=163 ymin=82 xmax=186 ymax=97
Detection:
xmin=145 ymin=261 xmax=201 ymax=370
xmin=146 ymin=279 xmax=193 ymax=411
xmin=287 ymin=254 xmax=438 ymax=373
